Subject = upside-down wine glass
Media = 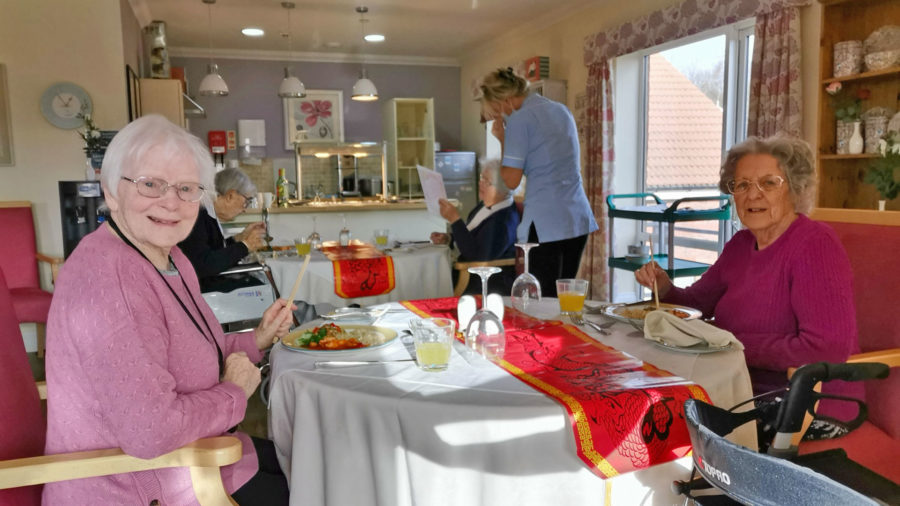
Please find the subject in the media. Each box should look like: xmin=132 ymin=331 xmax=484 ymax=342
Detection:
xmin=307 ymin=215 xmax=321 ymax=250
xmin=464 ymin=266 xmax=506 ymax=359
xmin=510 ymin=242 xmax=541 ymax=313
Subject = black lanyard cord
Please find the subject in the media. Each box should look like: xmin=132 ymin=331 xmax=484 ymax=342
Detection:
xmin=106 ymin=218 xmax=224 ymax=376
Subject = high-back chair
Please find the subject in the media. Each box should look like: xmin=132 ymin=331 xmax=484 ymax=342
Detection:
xmin=0 ymin=201 xmax=63 ymax=357
xmin=0 ymin=270 xmax=244 ymax=506
xmin=799 ymin=218 xmax=900 ymax=482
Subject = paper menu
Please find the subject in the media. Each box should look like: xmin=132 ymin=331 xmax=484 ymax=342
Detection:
xmin=416 ymin=165 xmax=447 ymax=218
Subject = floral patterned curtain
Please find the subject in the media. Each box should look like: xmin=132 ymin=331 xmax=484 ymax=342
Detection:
xmin=747 ymin=7 xmax=803 ymax=137
xmin=580 ymin=0 xmax=811 ymax=298
xmin=578 ymin=62 xmax=615 ymax=300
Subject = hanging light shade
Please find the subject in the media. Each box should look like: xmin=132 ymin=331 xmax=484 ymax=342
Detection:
xmin=199 ymin=63 xmax=229 ymax=96
xmin=351 ymin=6 xmax=378 ymax=102
xmin=278 ymin=2 xmax=306 ymax=98
xmin=352 ymin=69 xmax=378 ymax=101
xmin=199 ymin=0 xmax=228 ymax=97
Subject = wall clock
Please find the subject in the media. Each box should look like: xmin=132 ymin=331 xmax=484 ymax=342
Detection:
xmin=40 ymin=82 xmax=93 ymax=129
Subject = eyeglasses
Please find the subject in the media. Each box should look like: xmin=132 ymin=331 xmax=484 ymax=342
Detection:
xmin=121 ymin=176 xmax=206 ymax=202
xmin=727 ymin=175 xmax=786 ymax=195
xmin=239 ymin=194 xmax=255 ymax=209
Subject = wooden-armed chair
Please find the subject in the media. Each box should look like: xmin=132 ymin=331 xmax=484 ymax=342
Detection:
xmin=0 ymin=201 xmax=64 ymax=357
xmin=795 ymin=218 xmax=900 ymax=483
xmin=0 ymin=270 xmax=243 ymax=506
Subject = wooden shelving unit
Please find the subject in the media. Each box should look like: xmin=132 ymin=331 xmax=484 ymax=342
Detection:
xmin=383 ymin=98 xmax=435 ymax=200
xmin=815 ymin=0 xmax=900 ymax=224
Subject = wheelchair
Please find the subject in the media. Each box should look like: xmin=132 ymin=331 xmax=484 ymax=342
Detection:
xmin=674 ymin=361 xmax=900 ymax=505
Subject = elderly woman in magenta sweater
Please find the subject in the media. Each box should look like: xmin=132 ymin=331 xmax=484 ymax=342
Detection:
xmin=635 ymin=134 xmax=862 ymax=438
xmin=44 ymin=115 xmax=294 ymax=505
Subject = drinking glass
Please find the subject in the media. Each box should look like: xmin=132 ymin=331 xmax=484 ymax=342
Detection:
xmin=510 ymin=243 xmax=541 ymax=313
xmin=409 ymin=317 xmax=455 ymax=372
xmin=294 ymin=237 xmax=311 ymax=256
xmin=374 ymin=228 xmax=390 ymax=247
xmin=464 ymin=266 xmax=506 ymax=359
xmin=339 ymin=214 xmax=351 ymax=246
xmin=556 ymin=279 xmax=589 ymax=320
xmin=307 ymin=216 xmax=321 ymax=249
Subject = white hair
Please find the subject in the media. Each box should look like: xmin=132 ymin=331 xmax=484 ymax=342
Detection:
xmin=100 ymin=114 xmax=216 ymax=211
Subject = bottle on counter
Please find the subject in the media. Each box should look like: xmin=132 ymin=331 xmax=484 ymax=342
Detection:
xmin=275 ymin=168 xmax=290 ymax=208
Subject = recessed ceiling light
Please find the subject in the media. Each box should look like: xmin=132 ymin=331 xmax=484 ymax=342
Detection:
xmin=242 ymin=27 xmax=264 ymax=37
xmin=364 ymin=34 xmax=385 ymax=43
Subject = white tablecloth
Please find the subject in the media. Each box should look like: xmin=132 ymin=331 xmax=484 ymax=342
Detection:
xmin=264 ymin=245 xmax=453 ymax=307
xmin=267 ymin=299 xmax=756 ymax=506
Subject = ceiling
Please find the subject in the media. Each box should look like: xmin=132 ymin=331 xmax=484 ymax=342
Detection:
xmin=134 ymin=0 xmax=597 ymax=64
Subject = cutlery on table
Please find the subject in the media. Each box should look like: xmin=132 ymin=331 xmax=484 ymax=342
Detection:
xmin=570 ymin=314 xmax=611 ymax=336
xmin=314 ymin=359 xmax=415 ymax=368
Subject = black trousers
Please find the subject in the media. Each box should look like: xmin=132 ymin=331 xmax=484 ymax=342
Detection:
xmin=231 ymin=436 xmax=290 ymax=505
xmin=527 ymin=224 xmax=589 ymax=298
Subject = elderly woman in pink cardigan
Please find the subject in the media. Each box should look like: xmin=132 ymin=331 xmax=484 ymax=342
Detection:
xmin=635 ymin=134 xmax=862 ymax=440
xmin=43 ymin=115 xmax=293 ymax=505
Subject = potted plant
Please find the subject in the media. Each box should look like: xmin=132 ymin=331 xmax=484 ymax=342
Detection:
xmin=864 ymin=133 xmax=900 ymax=210
xmin=825 ymin=83 xmax=869 ymax=154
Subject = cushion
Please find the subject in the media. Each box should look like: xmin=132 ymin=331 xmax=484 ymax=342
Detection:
xmin=799 ymin=420 xmax=900 ymax=485
xmin=823 ymin=221 xmax=900 ymax=439
xmin=9 ymin=286 xmax=52 ymax=324
xmin=0 ymin=205 xmax=40 ymax=290
xmin=0 ymin=271 xmax=45 ymax=505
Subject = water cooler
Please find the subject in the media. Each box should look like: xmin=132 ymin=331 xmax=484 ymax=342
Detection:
xmin=59 ymin=181 xmax=107 ymax=258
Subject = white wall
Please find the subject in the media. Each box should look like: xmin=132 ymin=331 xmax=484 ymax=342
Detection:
xmin=0 ymin=0 xmax=129 ymax=288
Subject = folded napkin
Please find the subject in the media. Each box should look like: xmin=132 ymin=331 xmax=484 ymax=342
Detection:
xmin=643 ymin=310 xmax=743 ymax=350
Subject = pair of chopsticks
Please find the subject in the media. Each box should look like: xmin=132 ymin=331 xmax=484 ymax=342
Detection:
xmin=648 ymin=234 xmax=660 ymax=310
xmin=273 ymin=254 xmax=311 ymax=344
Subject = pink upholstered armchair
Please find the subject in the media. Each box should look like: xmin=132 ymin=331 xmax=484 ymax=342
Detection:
xmin=0 ymin=201 xmax=63 ymax=357
xmin=0 ymin=268 xmax=243 ymax=506
xmin=797 ymin=219 xmax=900 ymax=483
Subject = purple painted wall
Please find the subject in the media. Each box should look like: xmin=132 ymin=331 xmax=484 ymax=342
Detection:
xmin=171 ymin=57 xmax=461 ymax=158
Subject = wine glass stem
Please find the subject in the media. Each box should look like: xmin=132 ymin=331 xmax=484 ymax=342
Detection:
xmin=522 ymin=247 xmax=530 ymax=275
xmin=480 ymin=273 xmax=489 ymax=306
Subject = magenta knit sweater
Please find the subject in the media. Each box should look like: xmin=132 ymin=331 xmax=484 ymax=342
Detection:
xmin=665 ymin=215 xmax=863 ymax=419
xmin=43 ymin=225 xmax=263 ymax=505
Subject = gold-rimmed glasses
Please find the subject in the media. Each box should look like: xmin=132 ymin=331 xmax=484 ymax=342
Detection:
xmin=121 ymin=176 xmax=206 ymax=202
xmin=727 ymin=175 xmax=785 ymax=195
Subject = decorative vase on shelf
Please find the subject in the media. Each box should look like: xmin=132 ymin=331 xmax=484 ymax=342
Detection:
xmin=878 ymin=200 xmax=887 ymax=212
xmin=848 ymin=121 xmax=864 ymax=155
xmin=836 ymin=121 xmax=853 ymax=154
xmin=84 ymin=158 xmax=96 ymax=181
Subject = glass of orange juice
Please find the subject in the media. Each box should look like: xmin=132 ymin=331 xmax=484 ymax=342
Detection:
xmin=374 ymin=228 xmax=390 ymax=248
xmin=556 ymin=279 xmax=588 ymax=318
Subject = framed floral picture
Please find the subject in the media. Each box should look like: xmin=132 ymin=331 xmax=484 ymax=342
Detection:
xmin=283 ymin=89 xmax=344 ymax=149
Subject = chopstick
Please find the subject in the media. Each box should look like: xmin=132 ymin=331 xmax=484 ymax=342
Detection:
xmin=648 ymin=233 xmax=660 ymax=309
xmin=274 ymin=254 xmax=311 ymax=343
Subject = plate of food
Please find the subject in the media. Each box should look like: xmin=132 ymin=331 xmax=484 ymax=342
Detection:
xmin=281 ymin=323 xmax=399 ymax=355
xmin=651 ymin=339 xmax=733 ymax=354
xmin=602 ymin=302 xmax=702 ymax=331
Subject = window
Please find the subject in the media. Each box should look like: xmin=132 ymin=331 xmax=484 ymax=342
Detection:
xmin=612 ymin=19 xmax=754 ymax=301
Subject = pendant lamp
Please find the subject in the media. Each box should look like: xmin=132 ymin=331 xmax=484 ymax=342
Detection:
xmin=199 ymin=0 xmax=229 ymax=97
xmin=351 ymin=6 xmax=378 ymax=102
xmin=278 ymin=2 xmax=306 ymax=98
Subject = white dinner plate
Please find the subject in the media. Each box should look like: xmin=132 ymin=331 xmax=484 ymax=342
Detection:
xmin=320 ymin=306 xmax=390 ymax=324
xmin=651 ymin=339 xmax=733 ymax=354
xmin=602 ymin=302 xmax=702 ymax=331
xmin=281 ymin=324 xmax=399 ymax=355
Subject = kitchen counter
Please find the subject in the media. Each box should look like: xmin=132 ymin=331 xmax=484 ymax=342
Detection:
xmin=228 ymin=200 xmax=447 ymax=245
xmin=257 ymin=199 xmax=428 ymax=214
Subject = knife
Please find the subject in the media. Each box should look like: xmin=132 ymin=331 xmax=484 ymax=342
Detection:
xmin=314 ymin=359 xmax=415 ymax=368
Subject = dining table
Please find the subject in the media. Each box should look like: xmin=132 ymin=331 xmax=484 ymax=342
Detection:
xmin=267 ymin=298 xmax=757 ymax=506
xmin=262 ymin=243 xmax=453 ymax=307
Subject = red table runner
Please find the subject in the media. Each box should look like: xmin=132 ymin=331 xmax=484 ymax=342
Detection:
xmin=320 ymin=244 xmax=395 ymax=298
xmin=401 ymin=297 xmax=710 ymax=478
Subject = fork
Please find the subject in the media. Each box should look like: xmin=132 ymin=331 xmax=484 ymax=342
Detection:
xmin=570 ymin=314 xmax=611 ymax=336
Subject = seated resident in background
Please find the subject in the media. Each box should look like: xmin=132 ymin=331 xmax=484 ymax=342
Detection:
xmin=431 ymin=158 xmax=519 ymax=294
xmin=179 ymin=167 xmax=266 ymax=283
xmin=635 ymin=134 xmax=862 ymax=440
xmin=43 ymin=115 xmax=294 ymax=505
